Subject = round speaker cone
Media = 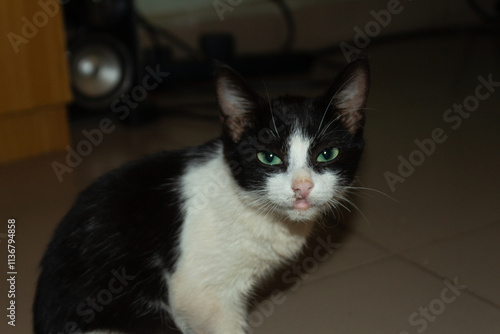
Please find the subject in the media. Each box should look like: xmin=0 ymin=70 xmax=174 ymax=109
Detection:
xmin=73 ymin=45 xmax=123 ymax=98
xmin=68 ymin=35 xmax=135 ymax=111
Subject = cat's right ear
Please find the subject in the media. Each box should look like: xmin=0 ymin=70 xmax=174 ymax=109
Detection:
xmin=321 ymin=57 xmax=370 ymax=136
xmin=215 ymin=65 xmax=260 ymax=142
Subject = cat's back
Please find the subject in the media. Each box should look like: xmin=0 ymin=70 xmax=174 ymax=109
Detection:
xmin=34 ymin=139 xmax=221 ymax=334
xmin=52 ymin=138 xmax=222 ymax=236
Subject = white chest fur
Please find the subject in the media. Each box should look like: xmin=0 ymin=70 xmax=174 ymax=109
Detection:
xmin=167 ymin=147 xmax=313 ymax=334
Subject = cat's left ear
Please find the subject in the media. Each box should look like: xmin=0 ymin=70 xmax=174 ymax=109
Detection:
xmin=215 ymin=65 xmax=261 ymax=142
xmin=321 ymin=57 xmax=370 ymax=135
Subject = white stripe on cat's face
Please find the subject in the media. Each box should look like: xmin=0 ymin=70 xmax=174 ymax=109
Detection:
xmin=266 ymin=129 xmax=342 ymax=221
xmin=288 ymin=132 xmax=310 ymax=170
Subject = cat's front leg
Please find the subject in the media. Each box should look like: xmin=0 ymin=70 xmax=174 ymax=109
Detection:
xmin=172 ymin=319 xmax=248 ymax=334
xmin=168 ymin=276 xmax=249 ymax=334
xmin=169 ymin=300 xmax=249 ymax=334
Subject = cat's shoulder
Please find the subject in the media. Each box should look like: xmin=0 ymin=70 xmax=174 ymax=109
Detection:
xmin=83 ymin=138 xmax=223 ymax=194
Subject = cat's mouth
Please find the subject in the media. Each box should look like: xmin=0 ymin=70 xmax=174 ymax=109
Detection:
xmin=293 ymin=198 xmax=313 ymax=211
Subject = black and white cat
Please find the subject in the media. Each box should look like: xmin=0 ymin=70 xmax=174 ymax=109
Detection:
xmin=34 ymin=58 xmax=370 ymax=334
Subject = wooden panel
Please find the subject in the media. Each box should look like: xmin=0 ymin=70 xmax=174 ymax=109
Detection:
xmin=0 ymin=0 xmax=72 ymax=163
xmin=0 ymin=104 xmax=70 ymax=163
xmin=0 ymin=0 xmax=72 ymax=113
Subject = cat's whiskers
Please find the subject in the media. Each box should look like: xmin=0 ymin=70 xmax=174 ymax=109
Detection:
xmin=317 ymin=114 xmax=343 ymax=140
xmin=244 ymin=190 xmax=281 ymax=218
xmin=324 ymin=200 xmax=343 ymax=221
xmin=256 ymin=200 xmax=278 ymax=217
xmin=336 ymin=191 xmax=373 ymax=232
xmin=317 ymin=73 xmax=358 ymax=134
xmin=317 ymin=126 xmax=344 ymax=141
xmin=343 ymin=185 xmax=399 ymax=203
xmin=326 ymin=196 xmax=351 ymax=216
xmin=261 ymin=76 xmax=280 ymax=140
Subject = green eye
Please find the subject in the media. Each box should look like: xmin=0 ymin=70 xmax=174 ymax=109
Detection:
xmin=257 ymin=151 xmax=283 ymax=166
xmin=317 ymin=148 xmax=339 ymax=163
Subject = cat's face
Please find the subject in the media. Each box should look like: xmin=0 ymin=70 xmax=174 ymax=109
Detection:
xmin=215 ymin=59 xmax=369 ymax=222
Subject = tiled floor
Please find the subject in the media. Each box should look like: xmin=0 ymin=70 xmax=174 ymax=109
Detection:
xmin=1 ymin=33 xmax=500 ymax=334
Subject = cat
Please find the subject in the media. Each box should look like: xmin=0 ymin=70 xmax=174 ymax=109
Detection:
xmin=33 ymin=57 xmax=370 ymax=334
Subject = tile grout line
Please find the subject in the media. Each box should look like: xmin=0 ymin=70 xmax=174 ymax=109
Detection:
xmin=295 ymin=224 xmax=398 ymax=287
xmin=292 ymin=219 xmax=500 ymax=291
xmin=299 ymin=253 xmax=396 ymax=287
xmin=400 ymin=218 xmax=500 ymax=253
xmin=352 ymin=229 xmax=500 ymax=311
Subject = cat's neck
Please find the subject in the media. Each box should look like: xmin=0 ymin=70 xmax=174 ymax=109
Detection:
xmin=181 ymin=143 xmax=314 ymax=242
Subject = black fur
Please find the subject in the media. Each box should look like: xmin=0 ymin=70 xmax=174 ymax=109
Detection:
xmin=218 ymin=58 xmax=368 ymax=192
xmin=34 ymin=59 xmax=369 ymax=334
xmin=34 ymin=142 xmax=220 ymax=334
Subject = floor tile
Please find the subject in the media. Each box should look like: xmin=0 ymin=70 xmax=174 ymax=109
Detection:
xmin=344 ymin=36 xmax=500 ymax=251
xmin=1 ymin=31 xmax=500 ymax=334
xmin=402 ymin=219 xmax=500 ymax=307
xmin=297 ymin=228 xmax=392 ymax=284
xmin=252 ymin=257 xmax=500 ymax=334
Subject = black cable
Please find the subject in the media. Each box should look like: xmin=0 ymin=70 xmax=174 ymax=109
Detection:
xmin=137 ymin=12 xmax=162 ymax=58
xmin=135 ymin=13 xmax=202 ymax=60
xmin=467 ymin=0 xmax=500 ymax=24
xmin=269 ymin=0 xmax=296 ymax=52
xmin=315 ymin=25 xmax=500 ymax=59
xmin=136 ymin=1 xmax=295 ymax=58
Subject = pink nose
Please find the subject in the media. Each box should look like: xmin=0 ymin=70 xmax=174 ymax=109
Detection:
xmin=292 ymin=179 xmax=314 ymax=199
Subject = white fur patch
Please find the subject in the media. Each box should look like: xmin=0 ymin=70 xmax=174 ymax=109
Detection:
xmin=167 ymin=144 xmax=312 ymax=333
xmin=288 ymin=130 xmax=311 ymax=170
xmin=266 ymin=129 xmax=342 ymax=221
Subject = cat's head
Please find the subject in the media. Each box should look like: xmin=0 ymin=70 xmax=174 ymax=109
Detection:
xmin=215 ymin=59 xmax=369 ymax=222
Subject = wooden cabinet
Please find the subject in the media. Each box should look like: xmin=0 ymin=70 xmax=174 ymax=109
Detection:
xmin=0 ymin=0 xmax=72 ymax=163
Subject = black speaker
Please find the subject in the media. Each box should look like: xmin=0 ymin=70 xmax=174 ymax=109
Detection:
xmin=64 ymin=0 xmax=140 ymax=114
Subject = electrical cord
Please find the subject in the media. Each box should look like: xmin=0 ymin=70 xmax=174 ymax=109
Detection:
xmin=467 ymin=0 xmax=500 ymax=24
xmin=269 ymin=0 xmax=296 ymax=52
xmin=134 ymin=1 xmax=497 ymax=69
xmin=135 ymin=12 xmax=202 ymax=60
xmin=315 ymin=25 xmax=499 ymax=61
xmin=135 ymin=0 xmax=296 ymax=58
